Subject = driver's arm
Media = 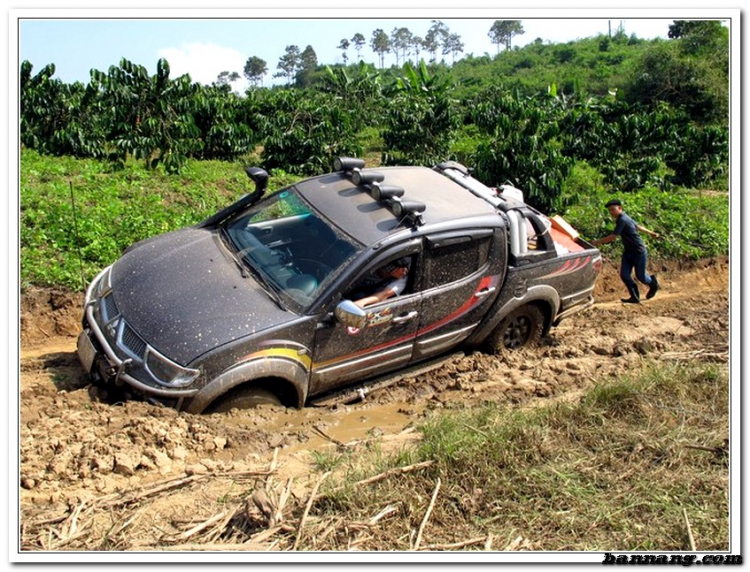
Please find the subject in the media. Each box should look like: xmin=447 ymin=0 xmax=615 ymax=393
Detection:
xmin=354 ymin=285 xmax=398 ymax=308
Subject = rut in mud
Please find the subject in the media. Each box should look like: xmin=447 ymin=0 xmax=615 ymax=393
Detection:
xmin=17 ymin=256 xmax=730 ymax=551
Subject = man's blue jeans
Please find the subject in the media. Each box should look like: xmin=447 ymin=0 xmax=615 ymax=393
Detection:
xmin=620 ymin=250 xmax=653 ymax=290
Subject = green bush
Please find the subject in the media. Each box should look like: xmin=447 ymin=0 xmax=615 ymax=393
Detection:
xmin=560 ymin=184 xmax=729 ymax=259
xmin=255 ymin=89 xmax=363 ymax=175
xmin=381 ymin=62 xmax=460 ymax=166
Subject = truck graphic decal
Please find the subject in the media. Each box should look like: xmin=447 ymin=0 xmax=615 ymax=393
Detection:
xmin=314 ymin=275 xmax=501 ymax=370
xmin=542 ymin=256 xmax=592 ymax=278
xmin=417 ymin=275 xmax=501 ymax=337
xmin=241 ymin=340 xmax=312 ymax=371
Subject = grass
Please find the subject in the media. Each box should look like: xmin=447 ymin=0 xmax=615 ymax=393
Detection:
xmin=305 ymin=361 xmax=730 ymax=551
xmin=19 ymin=149 xmax=302 ymax=291
xmin=310 ymin=449 xmax=351 ymax=473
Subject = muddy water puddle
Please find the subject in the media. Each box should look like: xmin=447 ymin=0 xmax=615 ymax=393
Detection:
xmin=220 ymin=399 xmax=425 ymax=455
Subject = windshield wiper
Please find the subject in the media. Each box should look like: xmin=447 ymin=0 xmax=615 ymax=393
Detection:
xmin=221 ymin=229 xmax=251 ymax=279
xmin=221 ymin=229 xmax=286 ymax=310
xmin=242 ymin=256 xmax=287 ymax=311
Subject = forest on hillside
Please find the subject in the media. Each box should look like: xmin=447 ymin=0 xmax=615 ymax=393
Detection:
xmin=20 ymin=19 xmax=729 ymax=213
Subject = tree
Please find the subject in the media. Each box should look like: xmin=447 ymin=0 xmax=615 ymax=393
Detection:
xmin=321 ymin=61 xmax=384 ymax=126
xmin=625 ymin=39 xmax=728 ymax=124
xmin=488 ymin=20 xmax=525 ymax=52
xmin=274 ymin=45 xmax=301 ymax=85
xmin=391 ymin=27 xmax=413 ymax=67
xmin=371 ymin=29 xmax=390 ymax=69
xmin=20 ymin=61 xmax=103 ymax=159
xmin=351 ymin=33 xmax=366 ymax=61
xmin=668 ymin=19 xmax=727 ymax=56
xmin=257 ymin=90 xmax=363 ymax=175
xmin=424 ymin=20 xmax=449 ymax=62
xmin=90 ymin=58 xmax=200 ymax=173
xmin=443 ymin=33 xmax=464 ymax=63
xmin=381 ymin=61 xmax=459 ymax=166
xmin=338 ymin=38 xmax=350 ymax=65
xmin=470 ymin=89 xmax=571 ymax=212
xmin=243 ymin=56 xmax=268 ymax=87
xmin=506 ymin=20 xmax=526 ymax=50
xmin=296 ymin=45 xmax=318 ymax=88
xmin=411 ymin=35 xmax=424 ymax=65
xmin=667 ymin=19 xmax=716 ymax=40
xmin=215 ymin=71 xmax=240 ymax=89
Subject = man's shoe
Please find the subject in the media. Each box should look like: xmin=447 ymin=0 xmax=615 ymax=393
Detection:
xmin=646 ymin=274 xmax=659 ymax=299
xmin=621 ymin=285 xmax=641 ymax=304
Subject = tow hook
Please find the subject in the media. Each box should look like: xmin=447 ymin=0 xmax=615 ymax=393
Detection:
xmin=107 ymin=359 xmax=133 ymax=386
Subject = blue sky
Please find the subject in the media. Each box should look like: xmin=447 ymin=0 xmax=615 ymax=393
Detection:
xmin=16 ymin=11 xmax=686 ymax=91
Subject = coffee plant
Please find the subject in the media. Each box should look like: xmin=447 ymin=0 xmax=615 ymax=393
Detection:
xmin=469 ymin=88 xmax=572 ymax=212
xmin=253 ymin=89 xmax=362 ymax=175
xmin=381 ymin=61 xmax=459 ymax=166
xmin=20 ymin=26 xmax=728 ymax=187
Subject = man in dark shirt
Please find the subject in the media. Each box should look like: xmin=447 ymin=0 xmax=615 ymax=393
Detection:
xmin=591 ymin=199 xmax=660 ymax=304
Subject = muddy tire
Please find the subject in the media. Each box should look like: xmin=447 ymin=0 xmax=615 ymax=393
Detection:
xmin=208 ymin=387 xmax=283 ymax=412
xmin=488 ymin=305 xmax=544 ymax=351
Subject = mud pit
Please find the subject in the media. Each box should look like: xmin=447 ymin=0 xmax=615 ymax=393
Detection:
xmin=17 ymin=256 xmax=730 ymax=552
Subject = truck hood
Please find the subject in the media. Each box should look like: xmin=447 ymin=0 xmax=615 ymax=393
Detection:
xmin=110 ymin=227 xmax=295 ymax=365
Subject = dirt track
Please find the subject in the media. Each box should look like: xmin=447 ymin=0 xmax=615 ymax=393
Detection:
xmin=17 ymin=256 xmax=730 ymax=551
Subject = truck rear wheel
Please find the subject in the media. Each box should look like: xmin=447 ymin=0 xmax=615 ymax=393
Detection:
xmin=208 ymin=387 xmax=283 ymax=412
xmin=489 ymin=305 xmax=544 ymax=351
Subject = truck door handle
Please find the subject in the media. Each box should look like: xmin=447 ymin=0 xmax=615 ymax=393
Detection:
xmin=474 ymin=286 xmax=497 ymax=299
xmin=392 ymin=311 xmax=418 ymax=324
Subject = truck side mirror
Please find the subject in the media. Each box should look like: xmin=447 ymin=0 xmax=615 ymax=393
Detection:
xmin=334 ymin=300 xmax=367 ymax=330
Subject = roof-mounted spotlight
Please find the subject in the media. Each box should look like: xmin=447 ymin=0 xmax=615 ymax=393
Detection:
xmin=371 ymin=183 xmax=405 ymax=201
xmin=392 ymin=199 xmax=427 ymax=226
xmin=352 ymin=170 xmax=385 ymax=186
xmin=334 ymin=157 xmax=366 ymax=172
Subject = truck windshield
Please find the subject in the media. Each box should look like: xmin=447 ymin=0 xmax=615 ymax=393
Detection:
xmin=222 ymin=189 xmax=361 ymax=310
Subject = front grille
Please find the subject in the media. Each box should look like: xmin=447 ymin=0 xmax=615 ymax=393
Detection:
xmin=94 ymin=292 xmax=148 ymax=364
xmin=102 ymin=293 xmax=119 ymax=321
xmin=121 ymin=323 xmax=147 ymax=359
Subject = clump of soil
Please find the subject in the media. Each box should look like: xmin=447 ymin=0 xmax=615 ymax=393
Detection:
xmin=20 ymin=286 xmax=83 ymax=346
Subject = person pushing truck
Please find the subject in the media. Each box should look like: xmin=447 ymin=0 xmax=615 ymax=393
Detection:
xmin=590 ymin=199 xmax=660 ymax=304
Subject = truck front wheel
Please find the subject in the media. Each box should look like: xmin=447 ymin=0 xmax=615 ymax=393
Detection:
xmin=489 ymin=305 xmax=544 ymax=351
xmin=208 ymin=387 xmax=283 ymax=412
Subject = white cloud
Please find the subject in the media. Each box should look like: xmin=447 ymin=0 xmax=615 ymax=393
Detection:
xmin=158 ymin=42 xmax=250 ymax=93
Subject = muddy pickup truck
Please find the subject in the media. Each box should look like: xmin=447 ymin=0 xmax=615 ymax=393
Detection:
xmin=77 ymin=158 xmax=601 ymax=412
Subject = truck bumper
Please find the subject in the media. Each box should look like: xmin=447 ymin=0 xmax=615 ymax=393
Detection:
xmin=77 ymin=303 xmax=199 ymax=408
xmin=552 ymin=295 xmax=595 ymax=326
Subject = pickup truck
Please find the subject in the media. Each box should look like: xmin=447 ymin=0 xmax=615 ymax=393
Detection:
xmin=76 ymin=158 xmax=601 ymax=412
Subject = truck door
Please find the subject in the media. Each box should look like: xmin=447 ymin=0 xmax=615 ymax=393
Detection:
xmin=413 ymin=229 xmax=501 ymax=360
xmin=310 ymin=246 xmax=423 ymax=395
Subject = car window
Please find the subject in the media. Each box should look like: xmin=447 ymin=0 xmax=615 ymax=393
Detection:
xmin=246 ymin=190 xmax=309 ymax=223
xmin=421 ymin=236 xmax=491 ymax=290
xmin=344 ymin=255 xmax=416 ymax=308
xmin=222 ymin=189 xmax=361 ymax=310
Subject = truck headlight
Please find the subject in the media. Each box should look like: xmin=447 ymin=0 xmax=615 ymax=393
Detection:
xmin=96 ymin=266 xmax=112 ymax=297
xmin=145 ymin=349 xmax=200 ymax=387
xmin=84 ymin=266 xmax=113 ymax=318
